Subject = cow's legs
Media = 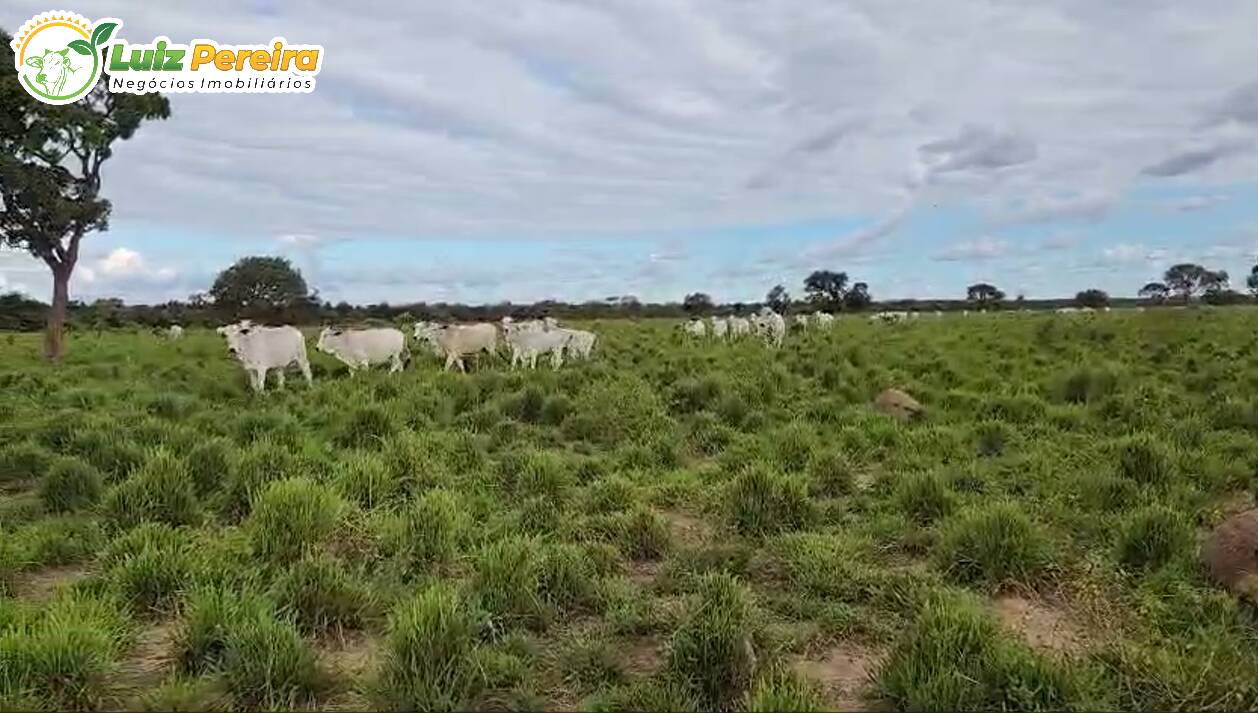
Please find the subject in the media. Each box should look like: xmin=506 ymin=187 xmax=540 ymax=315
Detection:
xmin=276 ymin=369 xmax=286 ymax=389
xmin=389 ymin=353 xmax=403 ymax=373
xmin=299 ymin=357 xmax=313 ymax=385
xmin=250 ymin=368 xmax=266 ymax=393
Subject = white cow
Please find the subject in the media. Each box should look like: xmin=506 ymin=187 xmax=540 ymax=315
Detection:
xmin=728 ymin=316 xmax=752 ymax=338
xmin=317 ymin=327 xmax=407 ymax=374
xmin=684 ymin=319 xmax=707 ymax=338
xmin=752 ymin=309 xmax=786 ymax=347
xmin=554 ymin=327 xmax=597 ymax=359
xmin=166 ymin=325 xmax=184 ymax=340
xmin=413 ymin=322 xmax=498 ymax=372
xmin=813 ymin=311 xmax=835 ymax=328
xmin=872 ymin=311 xmax=908 ymax=323
xmin=216 ymin=321 xmax=312 ymax=393
xmin=793 ymin=314 xmax=811 ymax=331
xmin=710 ymin=316 xmax=728 ymax=339
xmin=502 ymin=320 xmax=569 ymax=369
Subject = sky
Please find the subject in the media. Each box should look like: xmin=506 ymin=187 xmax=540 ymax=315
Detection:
xmin=4 ymin=0 xmax=1258 ymax=305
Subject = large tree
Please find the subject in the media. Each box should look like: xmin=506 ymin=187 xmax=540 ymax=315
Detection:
xmin=1247 ymin=266 xmax=1258 ymax=297
xmin=0 ymin=29 xmax=170 ymax=360
xmin=1075 ymin=288 xmax=1109 ymax=309
xmin=765 ymin=284 xmax=790 ymax=313
xmin=210 ymin=256 xmax=310 ymax=319
xmin=844 ymin=281 xmax=872 ymax=310
xmin=1163 ymin=263 xmax=1215 ymax=303
xmin=803 ymin=270 xmax=848 ymax=308
xmin=681 ymin=292 xmax=714 ymax=315
xmin=1139 ymin=281 xmax=1169 ymax=304
xmin=966 ymin=282 xmax=1005 ymax=307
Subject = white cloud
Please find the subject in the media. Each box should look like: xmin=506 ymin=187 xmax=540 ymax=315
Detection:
xmin=932 ymin=237 xmax=1011 ymax=262
xmin=1165 ymin=194 xmax=1229 ymax=212
xmin=1101 ymin=243 xmax=1161 ymax=265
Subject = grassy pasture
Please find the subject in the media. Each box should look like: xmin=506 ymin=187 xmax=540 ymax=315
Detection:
xmin=3 ymin=310 xmax=1258 ymax=710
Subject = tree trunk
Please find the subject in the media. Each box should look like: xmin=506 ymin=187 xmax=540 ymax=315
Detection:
xmin=44 ymin=267 xmax=70 ymax=362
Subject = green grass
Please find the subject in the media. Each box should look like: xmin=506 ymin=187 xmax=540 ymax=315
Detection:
xmin=2 ymin=312 xmax=1258 ymax=709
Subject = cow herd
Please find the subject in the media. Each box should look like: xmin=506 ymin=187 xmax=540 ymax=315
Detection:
xmin=209 ymin=317 xmax=598 ymax=392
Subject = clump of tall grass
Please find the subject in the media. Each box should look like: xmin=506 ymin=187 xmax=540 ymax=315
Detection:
xmin=246 ymin=478 xmax=344 ymax=562
xmin=380 ymin=432 xmax=450 ymax=493
xmin=396 ymin=489 xmax=468 ymax=570
xmin=497 ymin=449 xmax=573 ymax=500
xmin=1115 ymin=506 xmax=1194 ymax=571
xmin=806 ymin=448 xmax=854 ymax=497
xmin=583 ymin=475 xmax=637 ymax=514
xmin=766 ymin=422 xmax=818 ymax=473
xmin=39 ymin=457 xmax=104 ymax=513
xmin=334 ymin=405 xmax=397 ymax=449
xmin=67 ymin=428 xmax=146 ymax=480
xmin=373 ymin=584 xmax=487 ymax=711
xmin=936 ymin=503 xmax=1052 ymax=588
xmin=102 ymin=450 xmax=201 ymax=529
xmin=536 ymin=543 xmax=599 ymax=615
xmin=270 ymin=552 xmax=373 ymax=634
xmin=667 ymin=572 xmax=760 ymax=708
xmin=470 ymin=536 xmax=547 ymax=630
xmin=184 ymin=438 xmax=234 ymax=497
xmin=878 ymin=592 xmax=1092 ymax=710
xmin=614 ymin=505 xmax=671 ymax=560
xmin=894 ymin=471 xmax=955 ymax=523
xmin=726 ymin=466 xmax=812 ymax=537
xmin=1056 ymin=365 xmax=1118 ymax=404
xmin=0 ymin=441 xmax=53 ymax=485
xmin=1116 ymin=434 xmax=1173 ymax=486
xmin=333 ymin=451 xmax=398 ymax=508
xmin=744 ymin=668 xmax=827 ymax=712
xmin=221 ymin=440 xmax=304 ymax=520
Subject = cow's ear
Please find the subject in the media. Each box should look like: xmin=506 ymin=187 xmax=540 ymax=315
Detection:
xmin=25 ymin=56 xmax=43 ymax=68
xmin=57 ymin=48 xmax=69 ymax=57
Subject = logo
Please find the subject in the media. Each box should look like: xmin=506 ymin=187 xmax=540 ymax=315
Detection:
xmin=11 ymin=10 xmax=323 ymax=104
xmin=11 ymin=11 xmax=116 ymax=105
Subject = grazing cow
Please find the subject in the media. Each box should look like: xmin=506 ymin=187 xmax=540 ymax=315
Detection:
xmin=216 ymin=321 xmax=312 ymax=393
xmin=413 ymin=322 xmax=498 ymax=372
xmin=553 ymin=327 xmax=597 ymax=359
xmin=728 ymin=316 xmax=752 ymax=338
xmin=317 ymin=327 xmax=407 ymax=374
xmin=871 ymin=311 xmax=906 ymax=323
xmin=26 ymin=48 xmax=76 ymax=96
xmin=752 ymin=309 xmax=786 ymax=347
xmin=502 ymin=320 xmax=570 ymax=369
xmin=710 ymin=316 xmax=729 ymax=339
xmin=166 ymin=325 xmax=184 ymax=340
xmin=813 ymin=312 xmax=835 ymax=328
xmin=684 ymin=319 xmax=707 ymax=337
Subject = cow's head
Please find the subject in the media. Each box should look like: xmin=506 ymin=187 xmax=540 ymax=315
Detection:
xmin=316 ymin=327 xmax=341 ymax=353
xmin=216 ymin=322 xmax=252 ymax=356
xmin=25 ymin=48 xmax=73 ymax=91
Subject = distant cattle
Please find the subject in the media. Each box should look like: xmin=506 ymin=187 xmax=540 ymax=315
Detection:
xmin=414 ymin=321 xmax=498 ymax=372
xmin=752 ymin=308 xmax=786 ymax=347
xmin=166 ymin=325 xmax=184 ymax=340
xmin=710 ymin=316 xmax=728 ymax=339
xmin=216 ymin=321 xmax=312 ymax=393
xmin=317 ymin=327 xmax=407 ymax=374
xmin=502 ymin=319 xmax=569 ymax=369
xmin=684 ymin=319 xmax=707 ymax=337
xmin=728 ymin=316 xmax=752 ymax=338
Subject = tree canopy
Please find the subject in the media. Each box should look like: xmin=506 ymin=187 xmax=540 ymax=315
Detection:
xmin=966 ymin=283 xmax=1005 ymax=306
xmin=765 ymin=284 xmax=790 ymax=313
xmin=803 ymin=270 xmax=849 ymax=308
xmin=844 ymin=281 xmax=872 ymax=310
xmin=0 ymin=29 xmax=170 ymax=359
xmin=210 ymin=256 xmax=311 ymax=318
xmin=681 ymin=292 xmax=714 ymax=315
xmin=1075 ymin=288 xmax=1109 ymax=308
xmin=1139 ymin=282 xmax=1169 ymax=303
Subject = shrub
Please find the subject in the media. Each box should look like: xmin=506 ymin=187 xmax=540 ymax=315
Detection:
xmin=667 ymin=572 xmax=759 ymax=707
xmin=102 ymin=451 xmax=201 ymax=529
xmin=335 ymin=405 xmax=396 ymax=449
xmin=246 ymin=478 xmax=344 ymax=562
xmin=894 ymin=471 xmax=954 ymax=523
xmin=1117 ymin=435 xmax=1173 ymax=486
xmin=39 ymin=457 xmax=104 ymax=513
xmin=936 ymin=503 xmax=1052 ymax=588
xmin=270 ymin=553 xmax=372 ymax=634
xmin=1116 ymin=506 xmax=1193 ymax=570
xmin=726 ymin=466 xmax=812 ymax=537
xmin=374 ymin=585 xmax=485 ymax=711
xmin=878 ymin=592 xmax=1086 ymax=710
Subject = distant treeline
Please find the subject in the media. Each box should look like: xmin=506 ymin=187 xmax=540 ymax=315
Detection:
xmin=0 ymin=291 xmax=1236 ymax=332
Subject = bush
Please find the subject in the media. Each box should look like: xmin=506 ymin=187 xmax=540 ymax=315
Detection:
xmin=270 ymin=553 xmax=372 ymax=634
xmin=895 ymin=471 xmax=954 ymax=523
xmin=39 ymin=457 xmax=104 ymax=513
xmin=726 ymin=466 xmax=812 ymax=537
xmin=878 ymin=592 xmax=1088 ymax=710
xmin=667 ymin=572 xmax=759 ymax=707
xmin=1116 ymin=506 xmax=1193 ymax=570
xmin=246 ymin=478 xmax=344 ymax=562
xmin=374 ymin=585 xmax=485 ymax=711
xmin=936 ymin=504 xmax=1052 ymax=588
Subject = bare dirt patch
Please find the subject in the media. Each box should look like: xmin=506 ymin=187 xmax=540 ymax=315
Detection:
xmin=658 ymin=508 xmax=713 ymax=546
xmin=112 ymin=621 xmax=177 ymax=707
xmin=10 ymin=563 xmax=89 ymax=601
xmin=319 ymin=631 xmax=381 ymax=711
xmin=992 ymin=594 xmax=1087 ymax=655
xmin=622 ymin=635 xmax=665 ymax=677
xmin=794 ymin=641 xmax=887 ymax=712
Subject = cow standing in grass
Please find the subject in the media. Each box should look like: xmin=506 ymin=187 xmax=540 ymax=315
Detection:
xmin=316 ymin=327 xmax=407 ymax=374
xmin=216 ymin=321 xmax=313 ymax=392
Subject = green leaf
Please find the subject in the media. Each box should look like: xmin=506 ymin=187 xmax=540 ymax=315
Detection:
xmin=91 ymin=22 xmax=118 ymax=47
xmin=68 ymin=39 xmax=93 ymax=56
